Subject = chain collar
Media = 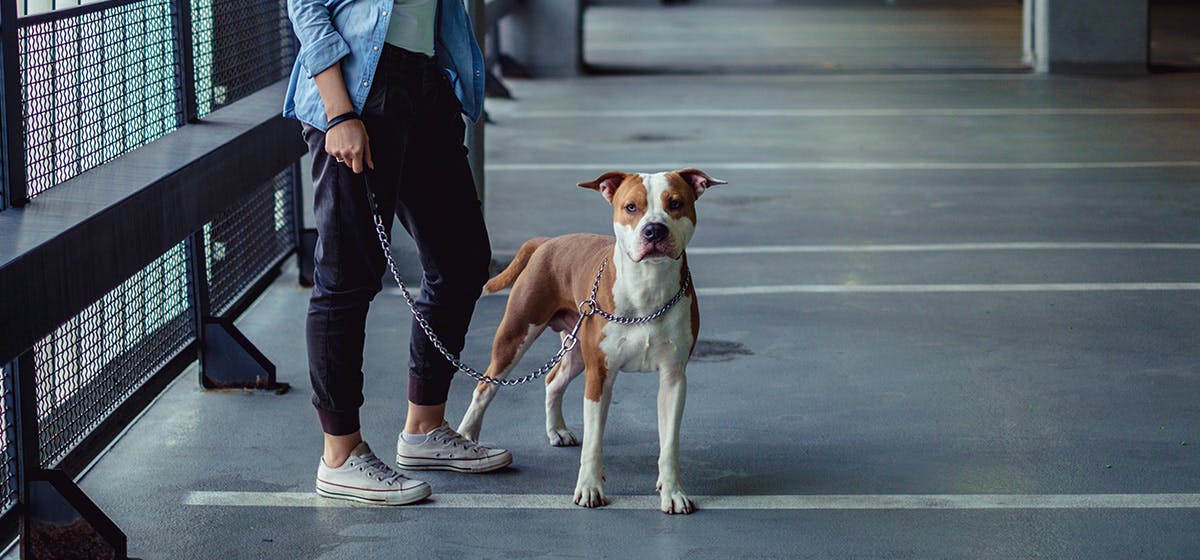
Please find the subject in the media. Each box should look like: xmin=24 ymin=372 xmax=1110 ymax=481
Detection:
xmin=576 ymin=257 xmax=692 ymax=326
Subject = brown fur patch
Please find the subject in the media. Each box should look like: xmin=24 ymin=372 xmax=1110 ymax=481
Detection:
xmin=665 ymin=172 xmax=698 ymax=225
xmin=609 ymin=175 xmax=648 ymax=229
xmin=485 ymin=237 xmax=548 ymax=294
xmin=684 ymin=254 xmax=700 ymax=355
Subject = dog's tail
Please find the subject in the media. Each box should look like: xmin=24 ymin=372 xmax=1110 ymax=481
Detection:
xmin=484 ymin=237 xmax=550 ymax=294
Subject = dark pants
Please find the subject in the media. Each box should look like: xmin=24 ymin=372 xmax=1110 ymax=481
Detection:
xmin=303 ymin=45 xmax=491 ymax=437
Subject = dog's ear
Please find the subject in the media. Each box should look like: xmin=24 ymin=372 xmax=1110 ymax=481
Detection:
xmin=674 ymin=168 xmax=727 ymax=199
xmin=578 ymin=171 xmax=627 ymax=203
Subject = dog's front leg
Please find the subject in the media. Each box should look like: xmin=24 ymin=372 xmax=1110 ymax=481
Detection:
xmin=656 ymin=365 xmax=694 ymax=514
xmin=573 ymin=369 xmax=616 ymax=508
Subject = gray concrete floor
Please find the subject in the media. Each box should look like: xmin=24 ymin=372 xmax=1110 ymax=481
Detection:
xmin=584 ymin=1 xmax=1025 ymax=73
xmin=68 ymin=2 xmax=1200 ymax=559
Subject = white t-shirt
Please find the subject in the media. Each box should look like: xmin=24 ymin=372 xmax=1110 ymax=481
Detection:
xmin=384 ymin=0 xmax=437 ymax=56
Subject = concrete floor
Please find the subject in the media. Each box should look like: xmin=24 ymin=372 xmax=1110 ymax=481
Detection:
xmin=584 ymin=1 xmax=1025 ymax=73
xmin=63 ymin=2 xmax=1200 ymax=559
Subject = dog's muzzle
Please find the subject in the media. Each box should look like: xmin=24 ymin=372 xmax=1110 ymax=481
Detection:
xmin=641 ymin=223 xmax=668 ymax=242
xmin=636 ymin=223 xmax=678 ymax=260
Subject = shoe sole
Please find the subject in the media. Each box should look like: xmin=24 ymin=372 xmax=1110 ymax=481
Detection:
xmin=316 ymin=482 xmax=431 ymax=506
xmin=395 ymin=451 xmax=513 ymax=473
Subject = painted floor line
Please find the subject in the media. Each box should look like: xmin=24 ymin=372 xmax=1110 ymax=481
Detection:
xmin=686 ymin=242 xmax=1200 ymax=254
xmin=486 ymin=161 xmax=1200 ymax=172
xmin=390 ymin=283 xmax=1200 ymax=299
xmin=490 ymin=243 xmax=1200 ymax=257
xmin=708 ymin=74 xmax=1047 ymax=82
xmin=492 ymin=108 xmax=1200 ymax=119
xmin=184 ymin=491 xmax=1200 ymax=510
xmin=695 ymin=283 xmax=1200 ymax=296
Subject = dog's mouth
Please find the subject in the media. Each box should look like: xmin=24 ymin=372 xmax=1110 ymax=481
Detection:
xmin=633 ymin=241 xmax=680 ymax=262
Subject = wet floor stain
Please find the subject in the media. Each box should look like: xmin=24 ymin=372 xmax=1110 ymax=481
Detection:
xmin=628 ymin=133 xmax=685 ymax=143
xmin=690 ymin=339 xmax=753 ymax=362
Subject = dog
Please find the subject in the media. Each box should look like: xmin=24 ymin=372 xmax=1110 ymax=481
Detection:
xmin=457 ymin=168 xmax=726 ymax=514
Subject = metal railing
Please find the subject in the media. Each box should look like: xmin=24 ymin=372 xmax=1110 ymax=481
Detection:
xmin=18 ymin=0 xmax=184 ymax=198
xmin=0 ymin=0 xmax=304 ymax=555
xmin=0 ymin=0 xmax=579 ymax=555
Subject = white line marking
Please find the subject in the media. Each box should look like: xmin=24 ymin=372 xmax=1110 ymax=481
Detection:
xmin=585 ymin=43 xmax=1021 ymax=53
xmin=686 ymin=242 xmax=1200 ymax=254
xmin=708 ymin=74 xmax=1039 ymax=82
xmin=494 ymin=108 xmax=1200 ymax=119
xmin=486 ymin=161 xmax=1200 ymax=172
xmin=695 ymin=283 xmax=1200 ymax=296
xmin=491 ymin=243 xmax=1200 ymax=256
xmin=184 ymin=491 xmax=1200 ymax=510
xmin=393 ymin=282 xmax=1200 ymax=299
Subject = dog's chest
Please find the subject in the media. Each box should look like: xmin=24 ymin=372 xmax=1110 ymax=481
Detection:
xmin=598 ymin=289 xmax=693 ymax=373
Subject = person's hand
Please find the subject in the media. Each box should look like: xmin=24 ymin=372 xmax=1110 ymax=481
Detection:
xmin=325 ymin=119 xmax=374 ymax=174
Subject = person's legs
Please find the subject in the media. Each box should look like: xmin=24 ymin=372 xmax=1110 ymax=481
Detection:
xmin=305 ymin=53 xmax=413 ymax=468
xmin=393 ymin=58 xmax=492 ymax=430
xmin=308 ymin=45 xmax=504 ymax=477
xmin=375 ymin=52 xmax=509 ymax=473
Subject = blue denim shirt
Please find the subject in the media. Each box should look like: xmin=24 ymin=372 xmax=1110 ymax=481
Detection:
xmin=283 ymin=0 xmax=484 ymax=130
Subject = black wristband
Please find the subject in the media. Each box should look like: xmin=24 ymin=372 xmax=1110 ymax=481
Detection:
xmin=326 ymin=111 xmax=360 ymax=130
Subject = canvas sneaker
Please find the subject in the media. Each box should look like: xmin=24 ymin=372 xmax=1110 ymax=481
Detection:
xmin=316 ymin=441 xmax=431 ymax=505
xmin=396 ymin=423 xmax=512 ymax=473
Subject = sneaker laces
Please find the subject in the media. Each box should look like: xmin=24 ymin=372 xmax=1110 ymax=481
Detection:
xmin=430 ymin=426 xmax=483 ymax=453
xmin=350 ymin=451 xmax=406 ymax=486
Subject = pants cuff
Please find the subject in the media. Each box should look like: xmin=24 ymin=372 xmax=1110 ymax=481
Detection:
xmin=408 ymin=371 xmax=452 ymax=406
xmin=316 ymin=407 xmax=361 ymax=436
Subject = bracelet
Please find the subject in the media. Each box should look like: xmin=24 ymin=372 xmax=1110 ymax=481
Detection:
xmin=326 ymin=111 xmax=360 ymax=130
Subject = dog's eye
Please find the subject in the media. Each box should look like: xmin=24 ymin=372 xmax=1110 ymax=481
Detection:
xmin=624 ymin=203 xmax=639 ymax=214
xmin=668 ymin=199 xmax=683 ymax=211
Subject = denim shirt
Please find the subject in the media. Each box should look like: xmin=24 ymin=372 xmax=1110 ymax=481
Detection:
xmin=283 ymin=0 xmax=484 ymax=130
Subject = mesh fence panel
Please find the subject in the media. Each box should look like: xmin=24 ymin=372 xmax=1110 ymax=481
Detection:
xmin=0 ymin=363 xmax=16 ymax=516
xmin=18 ymin=0 xmax=184 ymax=198
xmin=8 ymin=0 xmax=298 ymax=477
xmin=206 ymin=168 xmax=296 ymax=317
xmin=0 ymin=126 xmax=6 ymax=211
xmin=191 ymin=0 xmax=296 ymax=117
xmin=33 ymin=242 xmax=195 ymax=468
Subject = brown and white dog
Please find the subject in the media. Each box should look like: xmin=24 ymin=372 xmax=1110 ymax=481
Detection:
xmin=457 ymin=168 xmax=726 ymax=514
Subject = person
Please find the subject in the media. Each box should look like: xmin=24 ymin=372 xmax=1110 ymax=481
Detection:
xmin=283 ymin=0 xmax=510 ymax=506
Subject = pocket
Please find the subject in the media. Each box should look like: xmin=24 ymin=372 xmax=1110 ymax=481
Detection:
xmin=433 ymin=66 xmax=463 ymax=113
xmin=301 ymin=123 xmax=323 ymax=154
xmin=362 ymin=75 xmax=389 ymax=117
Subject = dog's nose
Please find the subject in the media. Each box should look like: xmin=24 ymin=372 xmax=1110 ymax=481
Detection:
xmin=641 ymin=223 xmax=668 ymax=242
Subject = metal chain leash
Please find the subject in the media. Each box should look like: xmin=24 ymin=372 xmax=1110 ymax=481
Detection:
xmin=366 ymin=188 xmax=691 ymax=387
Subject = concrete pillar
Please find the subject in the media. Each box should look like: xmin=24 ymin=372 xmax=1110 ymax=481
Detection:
xmin=498 ymin=0 xmax=583 ymax=77
xmin=1024 ymin=0 xmax=1148 ymax=74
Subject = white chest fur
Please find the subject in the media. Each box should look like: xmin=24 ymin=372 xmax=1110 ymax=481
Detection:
xmin=598 ymin=249 xmax=693 ymax=373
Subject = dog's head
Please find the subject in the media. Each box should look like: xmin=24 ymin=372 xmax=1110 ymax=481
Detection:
xmin=578 ymin=169 xmax=726 ymax=263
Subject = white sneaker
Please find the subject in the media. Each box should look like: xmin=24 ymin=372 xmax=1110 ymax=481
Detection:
xmin=316 ymin=441 xmax=431 ymax=505
xmin=396 ymin=423 xmax=513 ymax=473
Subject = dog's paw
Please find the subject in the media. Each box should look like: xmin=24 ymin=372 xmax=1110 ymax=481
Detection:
xmin=547 ymin=428 xmax=579 ymax=447
xmin=659 ymin=488 xmax=695 ymax=515
xmin=657 ymin=479 xmax=694 ymax=514
xmin=573 ymin=481 xmax=608 ymax=508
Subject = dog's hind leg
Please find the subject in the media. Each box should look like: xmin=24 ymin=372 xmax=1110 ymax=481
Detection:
xmin=545 ymin=340 xmax=584 ymax=447
xmin=458 ymin=318 xmax=546 ymax=442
